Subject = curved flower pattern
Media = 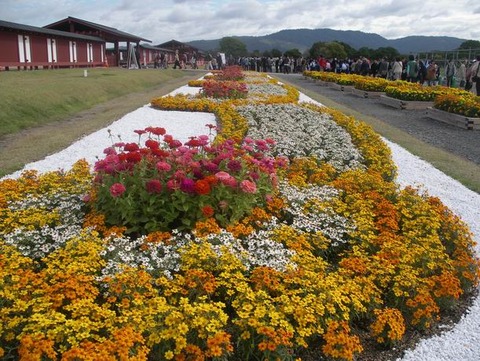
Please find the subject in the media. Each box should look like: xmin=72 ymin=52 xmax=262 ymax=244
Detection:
xmin=0 ymin=67 xmax=478 ymax=361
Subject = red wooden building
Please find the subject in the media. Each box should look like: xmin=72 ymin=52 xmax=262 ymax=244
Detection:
xmin=156 ymin=39 xmax=206 ymax=68
xmin=44 ymin=17 xmax=151 ymax=68
xmin=0 ymin=19 xmax=106 ymax=70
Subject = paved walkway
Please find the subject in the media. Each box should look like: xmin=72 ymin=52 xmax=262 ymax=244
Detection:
xmin=271 ymin=73 xmax=480 ymax=166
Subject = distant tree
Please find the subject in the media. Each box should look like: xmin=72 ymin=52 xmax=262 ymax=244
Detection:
xmin=355 ymin=47 xmax=373 ymax=59
xmin=309 ymin=41 xmax=347 ymax=60
xmin=262 ymin=50 xmax=272 ymax=57
xmin=251 ymin=49 xmax=261 ymax=57
xmin=323 ymin=42 xmax=347 ymax=59
xmin=309 ymin=41 xmax=325 ymax=59
xmin=336 ymin=41 xmax=356 ymax=58
xmin=458 ymin=40 xmax=480 ymax=50
xmin=284 ymin=48 xmax=302 ymax=58
xmin=219 ymin=37 xmax=248 ymax=57
xmin=372 ymin=47 xmax=400 ymax=60
xmin=271 ymin=48 xmax=283 ymax=58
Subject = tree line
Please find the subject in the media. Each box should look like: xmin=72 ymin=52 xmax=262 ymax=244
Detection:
xmin=214 ymin=37 xmax=480 ymax=61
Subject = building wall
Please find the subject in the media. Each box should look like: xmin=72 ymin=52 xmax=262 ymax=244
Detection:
xmin=30 ymin=34 xmax=48 ymax=61
xmin=0 ymin=32 xmax=19 ymax=62
xmin=0 ymin=27 xmax=106 ymax=69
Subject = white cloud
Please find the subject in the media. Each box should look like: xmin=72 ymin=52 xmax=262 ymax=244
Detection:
xmin=1 ymin=0 xmax=478 ymax=45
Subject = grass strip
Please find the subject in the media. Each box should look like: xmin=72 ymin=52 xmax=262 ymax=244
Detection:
xmin=0 ymin=68 xmax=207 ymax=177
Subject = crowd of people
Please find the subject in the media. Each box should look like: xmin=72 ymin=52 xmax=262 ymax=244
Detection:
xmin=151 ymin=48 xmax=480 ymax=95
xmin=304 ymin=55 xmax=480 ymax=94
xmin=227 ymin=54 xmax=480 ymax=95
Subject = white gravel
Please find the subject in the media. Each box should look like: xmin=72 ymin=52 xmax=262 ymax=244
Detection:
xmin=3 ymin=84 xmax=480 ymax=361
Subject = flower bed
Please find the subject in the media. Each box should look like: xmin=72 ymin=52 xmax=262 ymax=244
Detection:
xmin=434 ymin=92 xmax=480 ymax=118
xmin=1 ymin=67 xmax=479 ymax=361
xmin=384 ymin=82 xmax=446 ymax=102
xmin=354 ymin=77 xmax=391 ymax=92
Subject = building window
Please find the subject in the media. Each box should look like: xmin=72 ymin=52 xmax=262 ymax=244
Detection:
xmin=18 ymin=34 xmax=31 ymax=63
xmin=47 ymin=38 xmax=57 ymax=63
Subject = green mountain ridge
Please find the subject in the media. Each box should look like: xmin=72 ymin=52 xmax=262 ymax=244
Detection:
xmin=187 ymin=28 xmax=468 ymax=55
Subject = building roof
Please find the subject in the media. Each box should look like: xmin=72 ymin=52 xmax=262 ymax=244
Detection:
xmin=44 ymin=16 xmax=151 ymax=43
xmin=155 ymin=39 xmax=204 ymax=54
xmin=0 ymin=19 xmax=104 ymax=42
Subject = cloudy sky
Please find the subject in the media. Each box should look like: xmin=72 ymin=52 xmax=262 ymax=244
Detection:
xmin=2 ymin=0 xmax=479 ymax=44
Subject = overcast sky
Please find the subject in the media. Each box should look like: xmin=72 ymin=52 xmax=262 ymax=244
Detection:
xmin=2 ymin=0 xmax=479 ymax=45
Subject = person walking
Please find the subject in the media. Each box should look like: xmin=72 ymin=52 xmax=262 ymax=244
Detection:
xmin=445 ymin=58 xmax=457 ymax=87
xmin=391 ymin=58 xmax=403 ymax=80
xmin=467 ymin=55 xmax=480 ymax=95
xmin=377 ymin=58 xmax=389 ymax=78
xmin=173 ymin=50 xmax=181 ymax=69
xmin=425 ymin=61 xmax=438 ymax=86
xmin=406 ymin=55 xmax=419 ymax=82
xmin=456 ymin=60 xmax=467 ymax=88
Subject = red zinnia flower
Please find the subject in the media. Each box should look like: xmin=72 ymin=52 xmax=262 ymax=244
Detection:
xmin=149 ymin=127 xmax=166 ymax=136
xmin=194 ymin=179 xmax=211 ymax=195
xmin=125 ymin=151 xmax=142 ymax=163
xmin=145 ymin=139 xmax=160 ymax=150
xmin=146 ymin=179 xmax=162 ymax=194
xmin=201 ymin=205 xmax=215 ymax=218
xmin=124 ymin=143 xmax=140 ymax=152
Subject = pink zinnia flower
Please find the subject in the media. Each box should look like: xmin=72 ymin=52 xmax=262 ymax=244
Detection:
xmin=215 ymin=171 xmax=237 ymax=187
xmin=166 ymin=179 xmax=180 ymax=191
xmin=180 ymin=178 xmax=196 ymax=193
xmin=156 ymin=161 xmax=172 ymax=172
xmin=240 ymin=180 xmax=257 ymax=194
xmin=255 ymin=140 xmax=268 ymax=151
xmin=110 ymin=183 xmax=126 ymax=197
xmin=215 ymin=171 xmax=231 ymax=182
xmin=227 ymin=159 xmax=242 ymax=172
xmin=103 ymin=146 xmax=117 ymax=155
xmin=202 ymin=161 xmax=219 ymax=173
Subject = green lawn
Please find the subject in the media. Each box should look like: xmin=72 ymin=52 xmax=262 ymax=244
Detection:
xmin=0 ymin=68 xmax=207 ymax=177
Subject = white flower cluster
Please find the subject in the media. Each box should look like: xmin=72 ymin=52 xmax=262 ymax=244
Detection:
xmin=236 ymin=103 xmax=364 ymax=172
xmin=198 ymin=222 xmax=296 ymax=272
xmin=98 ymin=222 xmax=297 ymax=285
xmin=247 ymin=83 xmax=288 ymax=97
xmin=99 ymin=233 xmax=185 ymax=281
xmin=1 ymin=193 xmax=86 ymax=259
xmin=279 ymin=182 xmax=355 ymax=249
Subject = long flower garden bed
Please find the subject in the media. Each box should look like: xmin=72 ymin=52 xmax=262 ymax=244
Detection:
xmin=304 ymin=71 xmax=480 ymax=130
xmin=1 ymin=66 xmax=479 ymax=360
